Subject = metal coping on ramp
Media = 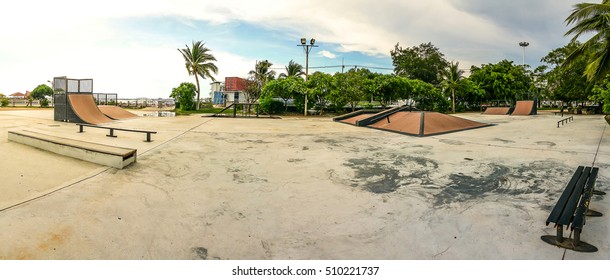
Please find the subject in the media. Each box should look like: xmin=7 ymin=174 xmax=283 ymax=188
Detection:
xmin=8 ymin=130 xmax=136 ymax=169
xmin=334 ymin=106 xmax=493 ymax=137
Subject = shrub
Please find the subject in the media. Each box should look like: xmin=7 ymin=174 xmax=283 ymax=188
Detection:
xmin=259 ymin=96 xmax=284 ymax=114
xmin=0 ymin=96 xmax=8 ymax=107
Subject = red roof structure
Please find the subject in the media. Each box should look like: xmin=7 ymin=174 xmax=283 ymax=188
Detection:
xmin=10 ymin=92 xmax=26 ymax=98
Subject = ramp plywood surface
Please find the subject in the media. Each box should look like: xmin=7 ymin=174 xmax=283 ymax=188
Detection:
xmin=368 ymin=111 xmax=491 ymax=136
xmin=483 ymin=107 xmax=510 ymax=115
xmin=99 ymin=105 xmax=139 ymax=120
xmin=511 ymin=101 xmax=535 ymax=115
xmin=68 ymin=94 xmax=114 ymax=125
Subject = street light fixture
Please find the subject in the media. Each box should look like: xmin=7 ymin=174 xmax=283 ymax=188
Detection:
xmin=519 ymin=41 xmax=529 ymax=66
xmin=297 ymin=37 xmax=318 ymax=116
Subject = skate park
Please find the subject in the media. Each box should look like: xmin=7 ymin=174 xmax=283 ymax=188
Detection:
xmin=0 ymin=99 xmax=609 ymax=259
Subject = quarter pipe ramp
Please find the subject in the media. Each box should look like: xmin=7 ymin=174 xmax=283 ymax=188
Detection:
xmin=68 ymin=94 xmax=114 ymax=125
xmin=511 ymin=100 xmax=536 ymax=115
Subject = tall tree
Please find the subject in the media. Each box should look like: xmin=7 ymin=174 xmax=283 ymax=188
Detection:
xmin=442 ymin=61 xmax=465 ymax=113
xmin=30 ymin=84 xmax=53 ymax=107
xmin=279 ymin=60 xmax=304 ymax=79
xmin=262 ymin=76 xmax=304 ymax=112
xmin=469 ymin=60 xmax=532 ymax=104
xmin=391 ymin=42 xmax=449 ymax=85
xmin=541 ymin=41 xmax=594 ymax=104
xmin=178 ymin=41 xmax=218 ymax=110
xmin=563 ymin=1 xmax=610 ymax=81
xmin=249 ymin=60 xmax=276 ymax=93
xmin=306 ymin=71 xmax=335 ymax=114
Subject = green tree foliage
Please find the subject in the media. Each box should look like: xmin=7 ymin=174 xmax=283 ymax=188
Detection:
xmin=591 ymin=79 xmax=610 ymax=113
xmin=469 ymin=60 xmax=532 ymax=104
xmin=0 ymin=94 xmax=8 ymax=107
xmin=371 ymin=75 xmax=411 ymax=108
xmin=170 ymin=82 xmax=197 ymax=110
xmin=262 ymin=76 xmax=305 ymax=112
xmin=454 ymin=79 xmax=485 ymax=111
xmin=258 ymin=95 xmax=284 ymax=114
xmin=563 ymin=1 xmax=610 ymax=82
xmin=344 ymin=68 xmax=375 ymax=111
xmin=249 ymin=60 xmax=276 ymax=94
xmin=279 ymin=60 xmax=304 ymax=79
xmin=178 ymin=41 xmax=218 ymax=110
xmin=243 ymin=78 xmax=261 ymax=103
xmin=31 ymin=84 xmax=53 ymax=107
xmin=410 ymin=79 xmax=448 ymax=112
xmin=391 ymin=42 xmax=449 ymax=85
xmin=540 ymin=41 xmax=594 ymax=104
xmin=441 ymin=62 xmax=464 ymax=113
xmin=306 ymin=71 xmax=335 ymax=114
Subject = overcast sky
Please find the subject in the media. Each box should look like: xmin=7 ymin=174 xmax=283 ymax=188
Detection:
xmin=0 ymin=0 xmax=587 ymax=99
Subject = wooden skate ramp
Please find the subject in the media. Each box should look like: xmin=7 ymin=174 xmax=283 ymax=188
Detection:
xmin=511 ymin=101 xmax=535 ymax=115
xmin=483 ymin=107 xmax=510 ymax=115
xmin=338 ymin=113 xmax=376 ymax=125
xmin=368 ymin=111 xmax=491 ymax=137
xmin=99 ymin=105 xmax=138 ymax=120
xmin=68 ymin=94 xmax=114 ymax=125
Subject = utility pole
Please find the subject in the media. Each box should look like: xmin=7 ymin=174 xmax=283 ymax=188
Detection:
xmin=297 ymin=38 xmax=318 ymax=116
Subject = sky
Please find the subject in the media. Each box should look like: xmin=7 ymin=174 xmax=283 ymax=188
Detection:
xmin=0 ymin=0 xmax=587 ymax=99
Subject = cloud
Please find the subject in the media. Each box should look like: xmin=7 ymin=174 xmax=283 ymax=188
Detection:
xmin=318 ymin=50 xmax=337 ymax=59
xmin=0 ymin=0 xmax=589 ymax=98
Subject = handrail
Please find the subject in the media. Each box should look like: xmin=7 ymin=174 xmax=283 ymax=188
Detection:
xmin=76 ymin=123 xmax=157 ymax=142
xmin=557 ymin=116 xmax=574 ymax=128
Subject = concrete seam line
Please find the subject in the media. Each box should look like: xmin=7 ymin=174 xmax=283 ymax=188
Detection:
xmin=0 ymin=167 xmax=112 ymax=213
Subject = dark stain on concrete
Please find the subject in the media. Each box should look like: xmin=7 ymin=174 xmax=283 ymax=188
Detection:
xmin=192 ymin=247 xmax=208 ymax=260
xmin=343 ymin=155 xmax=439 ymax=194
xmin=493 ymin=138 xmax=515 ymax=144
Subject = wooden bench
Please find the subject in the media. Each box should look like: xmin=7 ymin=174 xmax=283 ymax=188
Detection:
xmin=541 ymin=166 xmax=604 ymax=252
xmin=77 ymin=123 xmax=157 ymax=142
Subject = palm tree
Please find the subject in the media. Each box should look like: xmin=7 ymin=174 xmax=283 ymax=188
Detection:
xmin=279 ymin=60 xmax=304 ymax=79
xmin=442 ymin=61 xmax=464 ymax=113
xmin=249 ymin=60 xmax=276 ymax=91
xmin=178 ymin=41 xmax=218 ymax=110
xmin=563 ymin=1 xmax=610 ymax=81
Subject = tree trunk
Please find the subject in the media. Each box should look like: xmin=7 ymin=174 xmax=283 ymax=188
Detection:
xmin=451 ymin=88 xmax=456 ymax=113
xmin=195 ymin=74 xmax=201 ymax=111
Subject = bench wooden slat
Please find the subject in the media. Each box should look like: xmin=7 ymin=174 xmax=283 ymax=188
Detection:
xmin=571 ymin=167 xmax=599 ymax=230
xmin=558 ymin=166 xmax=591 ymax=226
xmin=546 ymin=166 xmax=584 ymax=225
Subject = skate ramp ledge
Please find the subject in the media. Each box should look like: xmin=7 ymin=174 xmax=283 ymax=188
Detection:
xmin=8 ymin=130 xmax=136 ymax=169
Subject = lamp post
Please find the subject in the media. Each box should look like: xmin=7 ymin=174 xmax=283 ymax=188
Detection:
xmin=519 ymin=41 xmax=529 ymax=66
xmin=298 ymin=37 xmax=318 ymax=116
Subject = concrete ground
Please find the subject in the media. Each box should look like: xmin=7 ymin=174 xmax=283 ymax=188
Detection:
xmin=0 ymin=108 xmax=608 ymax=260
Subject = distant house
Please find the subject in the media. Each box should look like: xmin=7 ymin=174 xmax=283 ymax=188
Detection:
xmin=10 ymin=92 xmax=25 ymax=99
xmin=211 ymin=77 xmax=249 ymax=106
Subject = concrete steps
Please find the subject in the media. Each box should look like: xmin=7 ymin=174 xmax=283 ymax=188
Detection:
xmin=8 ymin=130 xmax=136 ymax=169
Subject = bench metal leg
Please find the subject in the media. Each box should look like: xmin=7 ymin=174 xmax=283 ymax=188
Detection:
xmin=106 ymin=128 xmax=117 ymax=138
xmin=145 ymin=133 xmax=152 ymax=142
xmin=541 ymin=226 xmax=598 ymax=252
xmin=78 ymin=125 xmax=84 ymax=133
